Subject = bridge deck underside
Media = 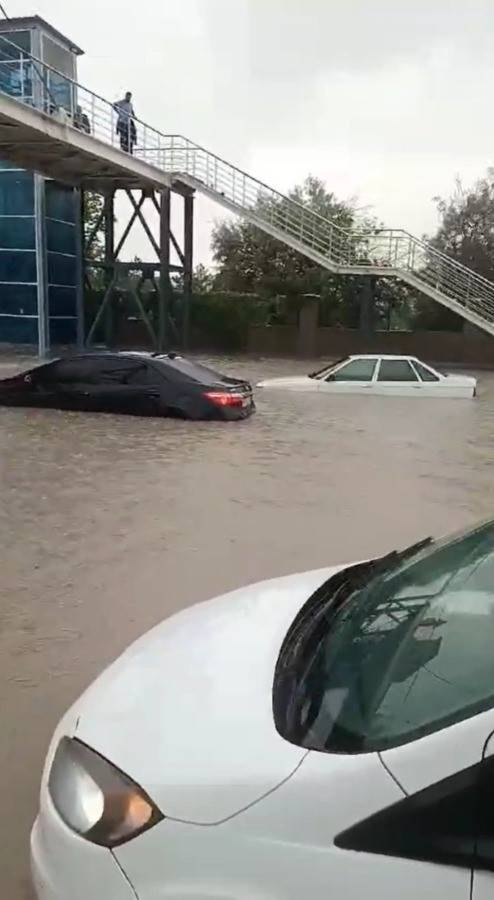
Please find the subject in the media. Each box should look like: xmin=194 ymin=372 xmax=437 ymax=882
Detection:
xmin=0 ymin=93 xmax=172 ymax=192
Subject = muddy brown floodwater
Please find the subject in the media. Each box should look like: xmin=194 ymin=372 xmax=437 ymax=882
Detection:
xmin=2 ymin=353 xmax=494 ymax=897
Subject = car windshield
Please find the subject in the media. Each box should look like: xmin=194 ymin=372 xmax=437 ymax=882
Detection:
xmin=153 ymin=356 xmax=238 ymax=386
xmin=273 ymin=519 xmax=494 ymax=753
xmin=309 ymin=358 xmax=349 ymax=379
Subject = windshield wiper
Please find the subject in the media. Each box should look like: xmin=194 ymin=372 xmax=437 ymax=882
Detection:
xmin=277 ymin=536 xmax=434 ymax=670
xmin=326 ymin=536 xmax=434 ymax=618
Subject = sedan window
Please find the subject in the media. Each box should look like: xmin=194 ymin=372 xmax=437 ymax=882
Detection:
xmin=125 ymin=365 xmax=165 ymax=386
xmin=35 ymin=360 xmax=89 ymax=383
xmin=274 ymin=519 xmax=494 ymax=753
xmin=414 ymin=361 xmax=440 ymax=383
xmin=378 ymin=360 xmax=418 ymax=382
xmin=154 ymin=356 xmax=236 ymax=386
xmin=38 ymin=358 xmax=142 ymax=386
xmin=330 ymin=359 xmax=376 ymax=382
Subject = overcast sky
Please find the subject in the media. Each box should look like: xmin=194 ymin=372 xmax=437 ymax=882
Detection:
xmin=7 ymin=0 xmax=494 ymax=264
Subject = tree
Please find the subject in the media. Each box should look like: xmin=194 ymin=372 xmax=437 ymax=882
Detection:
xmin=413 ymin=172 xmax=494 ymax=330
xmin=212 ymin=176 xmax=354 ymax=303
xmin=211 ymin=175 xmax=413 ymax=330
xmin=432 ymin=173 xmax=494 ymax=280
xmin=193 ymin=263 xmax=215 ymax=293
xmin=83 ymin=191 xmax=105 ymax=261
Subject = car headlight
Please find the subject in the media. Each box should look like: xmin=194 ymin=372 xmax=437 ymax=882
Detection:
xmin=48 ymin=737 xmax=164 ymax=847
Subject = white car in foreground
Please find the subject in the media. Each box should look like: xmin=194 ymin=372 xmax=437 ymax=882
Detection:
xmin=257 ymin=354 xmax=477 ymax=398
xmin=32 ymin=518 xmax=494 ymax=900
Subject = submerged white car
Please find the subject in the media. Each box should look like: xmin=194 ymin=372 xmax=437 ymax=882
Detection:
xmin=32 ymin=518 xmax=494 ymax=900
xmin=258 ymin=354 xmax=477 ymax=398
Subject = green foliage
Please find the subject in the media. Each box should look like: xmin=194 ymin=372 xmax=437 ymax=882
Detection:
xmin=193 ymin=263 xmax=215 ymax=294
xmin=411 ymin=299 xmax=463 ymax=332
xmin=432 ymin=173 xmax=494 ymax=280
xmin=210 ymin=175 xmax=416 ymax=333
xmin=190 ymin=292 xmax=265 ymax=350
xmin=211 ymin=176 xmax=354 ymax=302
xmin=412 ymin=172 xmax=494 ymax=331
xmin=83 ymin=192 xmax=106 ymax=297
xmin=83 ymin=192 xmax=105 ymax=261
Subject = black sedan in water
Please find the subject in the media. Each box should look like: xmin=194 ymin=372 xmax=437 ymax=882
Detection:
xmin=0 ymin=352 xmax=255 ymax=421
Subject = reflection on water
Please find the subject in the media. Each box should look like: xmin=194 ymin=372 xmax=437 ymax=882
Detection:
xmin=2 ymin=354 xmax=494 ymax=896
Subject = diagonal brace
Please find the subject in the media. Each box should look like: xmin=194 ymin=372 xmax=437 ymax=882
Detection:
xmin=126 ymin=190 xmax=160 ymax=258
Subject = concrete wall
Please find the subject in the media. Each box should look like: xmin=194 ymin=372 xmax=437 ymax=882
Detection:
xmin=248 ymin=324 xmax=494 ymax=367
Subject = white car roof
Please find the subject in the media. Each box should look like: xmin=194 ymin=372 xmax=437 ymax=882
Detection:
xmin=348 ymin=354 xmax=419 ymax=361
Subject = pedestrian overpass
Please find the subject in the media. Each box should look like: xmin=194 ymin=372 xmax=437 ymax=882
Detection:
xmin=0 ymin=30 xmax=493 ymax=347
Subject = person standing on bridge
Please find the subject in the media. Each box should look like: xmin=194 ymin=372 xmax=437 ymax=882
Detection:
xmin=114 ymin=91 xmax=137 ymax=154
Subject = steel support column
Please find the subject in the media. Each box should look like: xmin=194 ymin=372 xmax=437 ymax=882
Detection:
xmin=34 ymin=173 xmax=49 ymax=357
xmin=75 ymin=188 xmax=85 ymax=350
xmin=159 ymin=187 xmax=171 ymax=352
xmin=103 ymin=189 xmax=115 ymax=346
xmin=85 ymin=182 xmax=194 ymax=351
xmin=183 ymin=193 xmax=194 ymax=350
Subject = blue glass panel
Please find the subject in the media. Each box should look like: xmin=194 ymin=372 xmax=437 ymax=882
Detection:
xmin=46 ymin=218 xmax=76 ymax=255
xmin=47 ymin=251 xmax=76 ymax=287
xmin=0 ymin=216 xmax=35 ymax=249
xmin=0 ymin=249 xmax=36 ymax=282
xmin=46 ymin=72 xmax=74 ymax=115
xmin=0 ymin=314 xmax=38 ymax=344
xmin=48 ymin=285 xmax=77 ymax=317
xmin=45 ymin=183 xmax=77 ymax=224
xmin=0 ymin=171 xmax=34 ymax=215
xmin=0 ymin=282 xmax=37 ymax=315
xmin=49 ymin=317 xmax=77 ymax=345
xmin=0 ymin=60 xmax=33 ymax=99
xmin=0 ymin=157 xmax=24 ymax=171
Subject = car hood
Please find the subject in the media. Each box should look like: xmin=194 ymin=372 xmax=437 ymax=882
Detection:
xmin=73 ymin=565 xmax=345 ymax=824
xmin=257 ymin=375 xmax=314 ymax=388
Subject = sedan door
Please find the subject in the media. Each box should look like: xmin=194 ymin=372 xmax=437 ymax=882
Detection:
xmin=117 ymin=363 xmax=167 ymax=416
xmin=29 ymin=360 xmax=86 ymax=410
xmin=318 ymin=358 xmax=377 ymax=393
xmin=374 ymin=358 xmax=422 ymax=395
xmin=45 ymin=359 xmax=124 ymax=413
xmin=73 ymin=360 xmax=163 ymax=415
xmin=31 ymin=359 xmax=155 ymax=414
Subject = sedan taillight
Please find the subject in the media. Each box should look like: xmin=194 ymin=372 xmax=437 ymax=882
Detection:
xmin=203 ymin=391 xmax=246 ymax=408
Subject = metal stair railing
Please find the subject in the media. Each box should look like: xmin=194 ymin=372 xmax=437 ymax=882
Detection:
xmin=0 ymin=33 xmax=493 ymax=331
xmin=146 ymin=137 xmax=494 ymax=327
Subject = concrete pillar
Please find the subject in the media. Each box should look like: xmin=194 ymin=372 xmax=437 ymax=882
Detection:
xmin=297 ymin=296 xmax=319 ymax=357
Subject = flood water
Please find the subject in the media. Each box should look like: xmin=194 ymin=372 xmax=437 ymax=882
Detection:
xmin=2 ymin=353 xmax=494 ymax=897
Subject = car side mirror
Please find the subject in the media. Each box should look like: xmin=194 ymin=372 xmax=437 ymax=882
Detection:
xmin=326 ymin=374 xmax=336 ymax=382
